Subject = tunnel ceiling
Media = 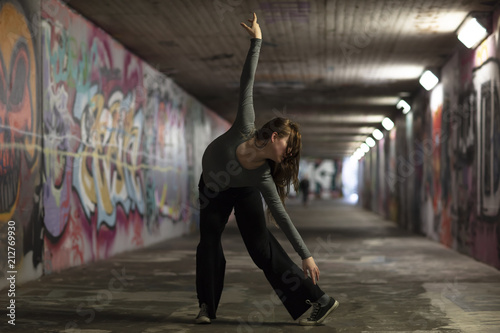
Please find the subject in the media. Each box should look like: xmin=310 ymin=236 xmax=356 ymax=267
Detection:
xmin=66 ymin=0 xmax=499 ymax=159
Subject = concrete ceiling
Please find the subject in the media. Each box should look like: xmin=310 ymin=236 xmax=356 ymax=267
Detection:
xmin=67 ymin=0 xmax=499 ymax=159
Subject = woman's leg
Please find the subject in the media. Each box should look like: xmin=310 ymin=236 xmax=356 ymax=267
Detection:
xmin=196 ymin=176 xmax=235 ymax=319
xmin=233 ymin=187 xmax=324 ymax=320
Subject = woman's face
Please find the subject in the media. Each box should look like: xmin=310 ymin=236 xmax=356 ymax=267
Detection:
xmin=271 ymin=133 xmax=291 ymax=163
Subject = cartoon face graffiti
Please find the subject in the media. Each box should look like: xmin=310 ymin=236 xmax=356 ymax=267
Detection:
xmin=0 ymin=2 xmax=38 ymax=221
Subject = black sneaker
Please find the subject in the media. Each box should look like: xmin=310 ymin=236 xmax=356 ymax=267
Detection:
xmin=299 ymin=297 xmax=339 ymax=326
xmin=195 ymin=303 xmax=211 ymax=324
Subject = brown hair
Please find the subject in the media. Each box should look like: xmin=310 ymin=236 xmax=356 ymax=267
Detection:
xmin=254 ymin=117 xmax=302 ymax=221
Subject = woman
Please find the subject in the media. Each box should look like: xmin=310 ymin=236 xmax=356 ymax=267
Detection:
xmin=195 ymin=13 xmax=338 ymax=326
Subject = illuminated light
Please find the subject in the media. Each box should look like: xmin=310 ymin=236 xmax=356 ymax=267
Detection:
xmin=457 ymin=17 xmax=488 ymax=49
xmin=361 ymin=143 xmax=370 ymax=153
xmin=397 ymin=99 xmax=411 ymax=114
xmin=353 ymin=149 xmax=365 ymax=160
xmin=419 ymin=70 xmax=439 ymax=91
xmin=366 ymin=137 xmax=376 ymax=147
xmin=352 ymin=152 xmax=362 ymax=161
xmin=382 ymin=117 xmax=394 ymax=131
xmin=373 ymin=64 xmax=425 ymax=80
xmin=372 ymin=129 xmax=384 ymax=140
xmin=349 ymin=193 xmax=359 ymax=203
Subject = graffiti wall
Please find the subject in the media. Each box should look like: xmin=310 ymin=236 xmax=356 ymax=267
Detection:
xmin=361 ymin=8 xmax=500 ymax=269
xmin=40 ymin=0 xmax=229 ymax=273
xmin=0 ymin=0 xmax=43 ymax=286
xmin=0 ymin=0 xmax=229 ymax=289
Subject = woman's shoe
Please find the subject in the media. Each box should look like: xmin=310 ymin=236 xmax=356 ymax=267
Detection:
xmin=195 ymin=303 xmax=211 ymax=324
xmin=299 ymin=297 xmax=339 ymax=326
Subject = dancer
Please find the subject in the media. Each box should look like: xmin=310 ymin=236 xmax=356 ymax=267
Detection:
xmin=195 ymin=12 xmax=339 ymax=326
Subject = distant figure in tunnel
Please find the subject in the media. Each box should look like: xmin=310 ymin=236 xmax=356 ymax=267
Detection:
xmin=194 ymin=13 xmax=339 ymax=326
xmin=299 ymin=175 xmax=311 ymax=206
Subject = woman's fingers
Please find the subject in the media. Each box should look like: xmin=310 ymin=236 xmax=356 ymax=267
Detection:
xmin=302 ymin=258 xmax=319 ymax=284
xmin=306 ymin=266 xmax=317 ymax=284
xmin=247 ymin=12 xmax=258 ymax=25
xmin=310 ymin=266 xmax=319 ymax=284
xmin=240 ymin=22 xmax=251 ymax=32
xmin=303 ymin=263 xmax=309 ymax=279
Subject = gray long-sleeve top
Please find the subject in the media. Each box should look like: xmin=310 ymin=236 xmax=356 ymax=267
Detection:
xmin=201 ymin=38 xmax=312 ymax=260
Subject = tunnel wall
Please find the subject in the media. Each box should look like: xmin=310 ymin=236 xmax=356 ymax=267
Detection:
xmin=360 ymin=8 xmax=500 ymax=269
xmin=0 ymin=0 xmax=230 ymax=289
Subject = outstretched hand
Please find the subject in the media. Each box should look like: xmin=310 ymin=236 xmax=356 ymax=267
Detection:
xmin=240 ymin=12 xmax=262 ymax=39
xmin=302 ymin=257 xmax=320 ymax=285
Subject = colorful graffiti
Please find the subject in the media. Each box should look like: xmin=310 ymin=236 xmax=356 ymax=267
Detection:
xmin=0 ymin=1 xmax=38 ymax=221
xmin=0 ymin=0 xmax=229 ymax=287
xmin=0 ymin=0 xmax=43 ymax=290
xmin=143 ymin=69 xmax=190 ymax=226
xmin=473 ymin=60 xmax=500 ymax=220
xmin=360 ymin=9 xmax=500 ymax=269
xmin=41 ymin=3 xmax=148 ymax=270
xmin=40 ymin=0 xmax=194 ymax=272
xmin=9 ymin=0 xmax=233 ymax=279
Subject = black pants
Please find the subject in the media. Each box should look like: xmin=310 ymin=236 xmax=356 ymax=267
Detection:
xmin=196 ymin=175 xmax=324 ymax=320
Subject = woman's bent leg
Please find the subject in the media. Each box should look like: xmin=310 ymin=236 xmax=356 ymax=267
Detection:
xmin=233 ymin=187 xmax=324 ymax=320
xmin=196 ymin=176 xmax=235 ymax=319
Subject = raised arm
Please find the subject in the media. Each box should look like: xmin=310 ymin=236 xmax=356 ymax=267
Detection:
xmin=232 ymin=13 xmax=262 ymax=131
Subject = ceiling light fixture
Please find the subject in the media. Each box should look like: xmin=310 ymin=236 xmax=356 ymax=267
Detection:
xmin=366 ymin=137 xmax=376 ymax=147
xmin=382 ymin=117 xmax=394 ymax=131
xmin=372 ymin=129 xmax=384 ymax=140
xmin=456 ymin=13 xmax=490 ymax=49
xmin=397 ymin=99 xmax=411 ymax=114
xmin=361 ymin=143 xmax=370 ymax=153
xmin=419 ymin=70 xmax=439 ymax=91
xmin=352 ymin=150 xmax=364 ymax=160
xmin=355 ymin=148 xmax=365 ymax=156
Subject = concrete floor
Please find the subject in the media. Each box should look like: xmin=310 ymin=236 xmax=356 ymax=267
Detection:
xmin=1 ymin=197 xmax=500 ymax=332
